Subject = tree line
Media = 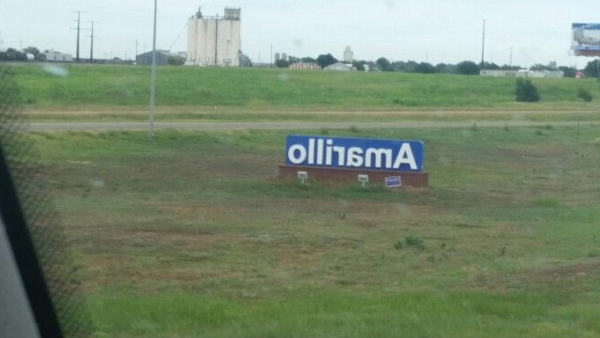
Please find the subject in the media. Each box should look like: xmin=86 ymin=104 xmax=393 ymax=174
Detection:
xmin=3 ymin=45 xmax=600 ymax=78
xmin=0 ymin=47 xmax=46 ymax=61
xmin=276 ymin=53 xmax=600 ymax=78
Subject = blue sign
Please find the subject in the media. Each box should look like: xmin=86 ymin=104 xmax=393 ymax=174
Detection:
xmin=285 ymin=135 xmax=424 ymax=172
xmin=385 ymin=176 xmax=403 ymax=188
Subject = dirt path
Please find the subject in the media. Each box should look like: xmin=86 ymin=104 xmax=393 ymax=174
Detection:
xmin=25 ymin=120 xmax=597 ymax=132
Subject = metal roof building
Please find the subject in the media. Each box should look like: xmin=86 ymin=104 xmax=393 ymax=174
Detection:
xmin=136 ymin=50 xmax=171 ymax=65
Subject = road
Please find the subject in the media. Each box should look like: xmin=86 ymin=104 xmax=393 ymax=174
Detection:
xmin=25 ymin=120 xmax=597 ymax=132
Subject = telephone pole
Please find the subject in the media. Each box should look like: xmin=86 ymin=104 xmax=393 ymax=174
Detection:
xmin=73 ymin=11 xmax=83 ymax=62
xmin=89 ymin=21 xmax=97 ymax=63
xmin=509 ymin=46 xmax=513 ymax=67
xmin=149 ymin=0 xmax=158 ymax=136
xmin=481 ymin=19 xmax=486 ymax=67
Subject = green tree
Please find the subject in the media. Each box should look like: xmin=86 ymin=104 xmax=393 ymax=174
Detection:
xmin=316 ymin=54 xmax=338 ymax=68
xmin=558 ymin=66 xmax=577 ymax=78
xmin=500 ymin=65 xmax=521 ymax=71
xmin=404 ymin=61 xmax=419 ymax=72
xmin=530 ymin=64 xmax=553 ymax=71
xmin=457 ymin=61 xmax=480 ymax=75
xmin=23 ymin=46 xmax=40 ymax=56
xmin=414 ymin=62 xmax=436 ymax=74
xmin=481 ymin=62 xmax=500 ymax=70
xmin=376 ymin=57 xmax=392 ymax=71
xmin=435 ymin=63 xmax=457 ymax=73
xmin=275 ymin=59 xmax=291 ymax=68
xmin=352 ymin=60 xmax=368 ymax=71
xmin=583 ymin=59 xmax=600 ymax=78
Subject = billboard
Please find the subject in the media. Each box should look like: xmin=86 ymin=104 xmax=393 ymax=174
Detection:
xmin=572 ymin=23 xmax=600 ymax=56
xmin=285 ymin=135 xmax=424 ymax=173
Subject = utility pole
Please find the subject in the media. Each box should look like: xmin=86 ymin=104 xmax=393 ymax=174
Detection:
xmin=270 ymin=44 xmax=273 ymax=68
xmin=149 ymin=0 xmax=158 ymax=136
xmin=481 ymin=19 xmax=486 ymax=67
xmin=73 ymin=11 xmax=83 ymax=62
xmin=135 ymin=40 xmax=139 ymax=59
xmin=89 ymin=21 xmax=97 ymax=63
xmin=509 ymin=47 xmax=513 ymax=67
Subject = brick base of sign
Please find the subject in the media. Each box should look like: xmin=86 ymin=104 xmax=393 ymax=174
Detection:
xmin=278 ymin=165 xmax=429 ymax=188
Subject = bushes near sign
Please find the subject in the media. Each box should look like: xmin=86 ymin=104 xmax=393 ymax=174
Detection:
xmin=515 ymin=78 xmax=540 ymax=102
xmin=577 ymin=88 xmax=593 ymax=102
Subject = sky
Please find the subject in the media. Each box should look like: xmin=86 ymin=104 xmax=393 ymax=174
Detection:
xmin=0 ymin=0 xmax=598 ymax=67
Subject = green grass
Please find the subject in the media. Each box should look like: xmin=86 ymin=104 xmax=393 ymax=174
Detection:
xmin=88 ymin=291 xmax=600 ymax=338
xmin=10 ymin=63 xmax=600 ymax=110
xmin=27 ymin=124 xmax=600 ymax=337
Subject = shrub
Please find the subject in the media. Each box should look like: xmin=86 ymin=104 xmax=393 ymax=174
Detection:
xmin=168 ymin=55 xmax=185 ymax=66
xmin=405 ymin=236 xmax=425 ymax=251
xmin=515 ymin=78 xmax=540 ymax=102
xmin=577 ymin=88 xmax=593 ymax=102
xmin=393 ymin=241 xmax=403 ymax=250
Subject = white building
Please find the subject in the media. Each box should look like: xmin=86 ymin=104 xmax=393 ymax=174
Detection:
xmin=44 ymin=50 xmax=73 ymax=62
xmin=187 ymin=7 xmax=241 ymax=67
xmin=481 ymin=69 xmax=564 ymax=78
xmin=325 ymin=62 xmax=354 ymax=71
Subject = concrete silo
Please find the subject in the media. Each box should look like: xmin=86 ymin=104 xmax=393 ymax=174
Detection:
xmin=187 ymin=7 xmax=241 ymax=66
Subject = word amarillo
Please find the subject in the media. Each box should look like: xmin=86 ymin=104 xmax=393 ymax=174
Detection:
xmin=285 ymin=136 xmax=424 ymax=172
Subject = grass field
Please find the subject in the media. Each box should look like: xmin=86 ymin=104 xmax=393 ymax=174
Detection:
xmin=10 ymin=64 xmax=600 ymax=113
xmin=28 ymin=124 xmax=600 ymax=337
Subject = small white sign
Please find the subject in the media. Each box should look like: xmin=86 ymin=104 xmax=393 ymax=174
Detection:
xmin=297 ymin=171 xmax=308 ymax=184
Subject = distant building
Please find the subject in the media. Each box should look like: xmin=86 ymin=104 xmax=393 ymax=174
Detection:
xmin=44 ymin=50 xmax=73 ymax=62
xmin=136 ymin=50 xmax=171 ymax=65
xmin=343 ymin=46 xmax=354 ymax=63
xmin=187 ymin=7 xmax=242 ymax=66
xmin=480 ymin=69 xmax=564 ymax=78
xmin=324 ymin=62 xmax=354 ymax=71
xmin=177 ymin=51 xmax=188 ymax=60
xmin=289 ymin=62 xmax=321 ymax=70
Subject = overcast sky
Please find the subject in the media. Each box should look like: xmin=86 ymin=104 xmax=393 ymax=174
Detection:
xmin=0 ymin=0 xmax=598 ymax=67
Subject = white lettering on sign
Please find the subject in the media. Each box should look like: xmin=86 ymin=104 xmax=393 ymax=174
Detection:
xmin=288 ymin=144 xmax=307 ymax=164
xmin=288 ymin=138 xmax=418 ymax=170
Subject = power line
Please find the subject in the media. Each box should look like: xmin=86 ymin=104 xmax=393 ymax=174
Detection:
xmin=168 ymin=21 xmax=188 ymax=52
